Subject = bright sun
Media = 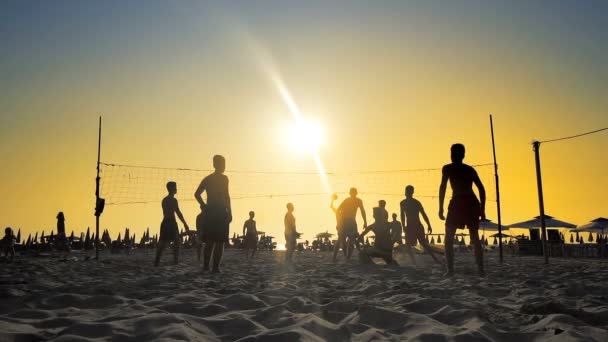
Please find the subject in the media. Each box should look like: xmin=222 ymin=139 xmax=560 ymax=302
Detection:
xmin=286 ymin=119 xmax=324 ymax=153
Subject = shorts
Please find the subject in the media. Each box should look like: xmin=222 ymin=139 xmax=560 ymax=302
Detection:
xmin=341 ymin=218 xmax=358 ymax=238
xmin=446 ymin=196 xmax=481 ymax=230
xmin=196 ymin=212 xmax=205 ymax=244
xmin=285 ymin=236 xmax=297 ymax=250
xmin=244 ymin=233 xmax=258 ymax=249
xmin=160 ymin=218 xmax=179 ymax=242
xmin=405 ymin=223 xmax=425 ymax=247
xmin=201 ymin=207 xmax=230 ymax=243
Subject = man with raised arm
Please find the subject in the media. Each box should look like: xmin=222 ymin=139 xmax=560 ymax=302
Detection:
xmin=195 ymin=155 xmax=232 ymax=273
xmin=334 ymin=188 xmax=367 ymax=261
xmin=155 ymin=181 xmax=189 ymax=266
xmin=439 ymin=144 xmax=486 ymax=277
xmin=400 ymin=185 xmax=442 ymax=267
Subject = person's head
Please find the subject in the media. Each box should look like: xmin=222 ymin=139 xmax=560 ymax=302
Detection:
xmin=57 ymin=212 xmax=65 ymax=220
xmin=378 ymin=200 xmax=386 ymax=208
xmin=249 ymin=211 xmax=255 ymax=219
xmin=349 ymin=187 xmax=358 ymax=198
xmin=213 ymin=155 xmax=226 ymax=173
xmin=286 ymin=202 xmax=294 ymax=212
xmin=4 ymin=227 xmax=12 ymax=236
xmin=405 ymin=185 xmax=414 ymax=198
xmin=450 ymin=143 xmax=465 ymax=163
xmin=166 ymin=181 xmax=177 ymax=195
xmin=392 ymin=213 xmax=397 ymax=221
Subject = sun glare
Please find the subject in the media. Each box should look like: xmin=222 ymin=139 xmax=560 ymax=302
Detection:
xmin=286 ymin=119 xmax=324 ymax=153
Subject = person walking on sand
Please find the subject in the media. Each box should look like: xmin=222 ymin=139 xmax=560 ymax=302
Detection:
xmin=195 ymin=155 xmax=232 ymax=273
xmin=333 ymin=188 xmax=367 ymax=261
xmin=243 ymin=211 xmax=258 ymax=260
xmin=330 ymin=193 xmax=347 ymax=259
xmin=55 ymin=212 xmax=71 ymax=261
xmin=284 ymin=203 xmax=300 ymax=263
xmin=154 ymin=182 xmax=189 ymax=266
xmin=439 ymin=144 xmax=486 ymax=277
xmin=400 ymin=185 xmax=442 ymax=267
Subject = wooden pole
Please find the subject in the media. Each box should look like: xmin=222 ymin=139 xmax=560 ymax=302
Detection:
xmin=532 ymin=140 xmax=549 ymax=264
xmin=490 ymin=115 xmax=503 ymax=263
xmin=95 ymin=116 xmax=102 ymax=260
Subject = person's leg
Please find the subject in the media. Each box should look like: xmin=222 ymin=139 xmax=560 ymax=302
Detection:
xmin=251 ymin=246 xmax=256 ymax=259
xmin=203 ymin=242 xmax=214 ymax=271
xmin=406 ymin=245 xmax=417 ymax=266
xmin=212 ymin=242 xmax=224 ymax=272
xmin=332 ymin=236 xmax=344 ymax=261
xmin=154 ymin=241 xmax=167 ymax=266
xmin=469 ymin=228 xmax=484 ymax=276
xmin=420 ymin=239 xmax=443 ymax=265
xmin=358 ymin=248 xmax=373 ymax=264
xmin=346 ymin=236 xmax=356 ymax=259
xmin=197 ymin=242 xmax=203 ymax=262
xmin=173 ymin=238 xmax=180 ymax=265
xmin=444 ymin=227 xmax=456 ymax=276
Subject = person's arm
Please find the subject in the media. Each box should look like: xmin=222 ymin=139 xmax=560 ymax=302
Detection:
xmin=472 ymin=170 xmax=486 ymax=220
xmin=225 ymin=178 xmax=232 ymax=223
xmin=330 ymin=196 xmax=337 ymax=214
xmin=420 ymin=202 xmax=432 ymax=234
xmin=243 ymin=221 xmax=247 ymax=236
xmin=400 ymin=202 xmax=407 ymax=232
xmin=194 ymin=178 xmax=206 ymax=209
xmin=175 ymin=200 xmax=189 ymax=231
xmin=359 ymin=200 xmax=367 ymax=228
xmin=439 ymin=166 xmax=448 ymax=220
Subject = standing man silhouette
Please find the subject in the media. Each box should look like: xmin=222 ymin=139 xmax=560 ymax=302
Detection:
xmin=334 ymin=188 xmax=367 ymax=261
xmin=439 ymin=144 xmax=486 ymax=277
xmin=155 ymin=182 xmax=189 ymax=266
xmin=400 ymin=185 xmax=442 ymax=266
xmin=284 ymin=203 xmax=300 ymax=263
xmin=243 ymin=211 xmax=258 ymax=260
xmin=195 ymin=155 xmax=232 ymax=273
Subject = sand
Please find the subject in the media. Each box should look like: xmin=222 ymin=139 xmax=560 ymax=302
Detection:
xmin=1 ymin=249 xmax=607 ymax=341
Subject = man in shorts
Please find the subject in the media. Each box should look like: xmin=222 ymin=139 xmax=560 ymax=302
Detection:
xmin=154 ymin=181 xmax=189 ymax=266
xmin=439 ymin=144 xmax=486 ymax=277
xmin=195 ymin=155 xmax=232 ymax=273
xmin=400 ymin=185 xmax=442 ymax=267
xmin=284 ymin=203 xmax=300 ymax=263
xmin=334 ymin=188 xmax=367 ymax=261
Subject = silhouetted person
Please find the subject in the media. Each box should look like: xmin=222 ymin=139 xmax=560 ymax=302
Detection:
xmin=333 ymin=188 xmax=367 ymax=261
xmin=154 ymin=182 xmax=189 ymax=266
xmin=1 ymin=227 xmax=16 ymax=262
xmin=195 ymin=155 xmax=232 ymax=273
xmin=55 ymin=212 xmax=70 ymax=260
xmin=195 ymin=209 xmax=205 ymax=261
xmin=439 ymin=144 xmax=486 ymax=277
xmin=378 ymin=200 xmax=388 ymax=223
xmin=330 ymin=193 xmax=347 ymax=259
xmin=359 ymin=207 xmax=397 ymax=265
xmin=284 ymin=203 xmax=300 ymax=263
xmin=389 ymin=213 xmax=403 ymax=249
xmin=243 ymin=211 xmax=258 ymax=260
xmin=400 ymin=185 xmax=442 ymax=266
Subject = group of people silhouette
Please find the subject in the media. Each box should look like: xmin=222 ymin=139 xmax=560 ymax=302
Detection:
xmin=155 ymin=143 xmax=486 ymax=277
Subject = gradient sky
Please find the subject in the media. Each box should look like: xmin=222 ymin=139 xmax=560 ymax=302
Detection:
xmin=1 ymin=0 xmax=606 ymax=243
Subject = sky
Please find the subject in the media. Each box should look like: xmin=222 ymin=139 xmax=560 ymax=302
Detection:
xmin=1 ymin=0 xmax=606 ymax=243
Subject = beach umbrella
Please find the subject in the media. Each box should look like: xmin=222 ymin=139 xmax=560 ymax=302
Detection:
xmin=490 ymin=232 xmax=514 ymax=238
xmin=572 ymin=217 xmax=608 ymax=234
xmin=508 ymin=215 xmax=577 ymax=229
xmin=588 ymin=232 xmax=594 ymax=242
xmin=316 ymin=231 xmax=334 ymax=239
xmin=146 ymin=227 xmax=150 ymax=240
xmin=34 ymin=232 xmax=39 ymax=243
xmin=16 ymin=229 xmax=21 ymax=243
xmin=493 ymin=237 xmax=497 ymax=245
xmin=116 ymin=232 xmax=122 ymax=243
xmin=70 ymin=231 xmax=74 ymax=241
xmin=479 ymin=219 xmax=508 ymax=231
xmin=437 ymin=235 xmax=442 ymax=244
xmin=569 ymin=234 xmax=574 ymax=243
xmin=26 ymin=234 xmax=31 ymax=246
xmin=430 ymin=236 xmax=435 ymax=244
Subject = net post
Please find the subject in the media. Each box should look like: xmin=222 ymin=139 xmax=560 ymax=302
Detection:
xmin=490 ymin=114 xmax=503 ymax=263
xmin=95 ymin=116 xmax=102 ymax=261
xmin=532 ymin=140 xmax=549 ymax=264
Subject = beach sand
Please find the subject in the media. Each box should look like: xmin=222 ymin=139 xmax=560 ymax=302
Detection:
xmin=1 ymin=249 xmax=607 ymax=341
